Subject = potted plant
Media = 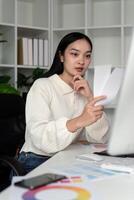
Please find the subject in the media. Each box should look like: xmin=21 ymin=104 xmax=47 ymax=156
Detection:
xmin=0 ymin=75 xmax=19 ymax=95
xmin=17 ymin=68 xmax=47 ymax=100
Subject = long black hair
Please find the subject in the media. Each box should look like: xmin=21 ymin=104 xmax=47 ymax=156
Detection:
xmin=44 ymin=32 xmax=93 ymax=78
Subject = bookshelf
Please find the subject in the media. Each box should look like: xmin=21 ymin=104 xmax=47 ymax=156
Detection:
xmin=0 ymin=0 xmax=50 ymax=91
xmin=0 ymin=0 xmax=134 ymax=110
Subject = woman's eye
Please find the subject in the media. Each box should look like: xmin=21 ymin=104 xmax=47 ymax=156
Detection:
xmin=71 ymin=52 xmax=78 ymax=57
xmin=86 ymin=54 xmax=91 ymax=58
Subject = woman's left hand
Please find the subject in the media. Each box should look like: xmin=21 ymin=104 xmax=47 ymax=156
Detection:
xmin=72 ymin=75 xmax=93 ymax=101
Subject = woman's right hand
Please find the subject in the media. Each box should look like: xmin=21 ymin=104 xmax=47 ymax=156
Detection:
xmin=66 ymin=95 xmax=107 ymax=133
xmin=77 ymin=96 xmax=106 ymax=128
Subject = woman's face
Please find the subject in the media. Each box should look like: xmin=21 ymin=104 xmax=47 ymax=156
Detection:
xmin=60 ymin=39 xmax=92 ymax=78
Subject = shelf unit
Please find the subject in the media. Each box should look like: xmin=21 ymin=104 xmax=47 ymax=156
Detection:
xmin=50 ymin=0 xmax=134 ymax=112
xmin=51 ymin=0 xmax=134 ymax=66
xmin=0 ymin=0 xmax=50 ymax=90
xmin=0 ymin=0 xmax=134 ymax=106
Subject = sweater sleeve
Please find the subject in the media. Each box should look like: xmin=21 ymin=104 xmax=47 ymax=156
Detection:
xmin=25 ymin=79 xmax=79 ymax=154
xmin=85 ymin=112 xmax=109 ymax=143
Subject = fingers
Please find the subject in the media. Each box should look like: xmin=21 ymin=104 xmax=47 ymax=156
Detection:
xmin=87 ymin=105 xmax=103 ymax=116
xmin=71 ymin=75 xmax=83 ymax=86
xmin=94 ymin=110 xmax=103 ymax=116
xmin=92 ymin=105 xmax=104 ymax=111
xmin=86 ymin=99 xmax=104 ymax=121
xmin=89 ymin=107 xmax=103 ymax=122
xmin=72 ymin=76 xmax=89 ymax=91
xmin=72 ymin=75 xmax=83 ymax=90
xmin=84 ymin=106 xmax=103 ymax=124
xmin=73 ymin=75 xmax=83 ymax=82
xmin=89 ymin=95 xmax=107 ymax=106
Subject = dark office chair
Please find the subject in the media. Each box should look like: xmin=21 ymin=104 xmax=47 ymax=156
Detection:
xmin=0 ymin=93 xmax=26 ymax=191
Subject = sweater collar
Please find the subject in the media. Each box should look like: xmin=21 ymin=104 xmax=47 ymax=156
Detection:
xmin=49 ymin=74 xmax=74 ymax=95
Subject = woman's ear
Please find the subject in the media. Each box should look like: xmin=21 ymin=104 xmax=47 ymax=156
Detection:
xmin=59 ymin=51 xmax=64 ymax=63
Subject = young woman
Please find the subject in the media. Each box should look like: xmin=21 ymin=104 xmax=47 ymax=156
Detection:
xmin=18 ymin=32 xmax=109 ymax=174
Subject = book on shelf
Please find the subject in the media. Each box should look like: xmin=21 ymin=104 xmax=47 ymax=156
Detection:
xmin=33 ymin=38 xmax=38 ymax=66
xmin=18 ymin=37 xmax=28 ymax=65
xmin=43 ymin=39 xmax=48 ymax=67
xmin=28 ymin=38 xmax=33 ymax=66
xmin=17 ymin=37 xmax=49 ymax=67
xmin=38 ymin=38 xmax=43 ymax=67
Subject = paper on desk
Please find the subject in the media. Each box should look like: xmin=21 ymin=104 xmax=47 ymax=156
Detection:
xmin=51 ymin=160 xmax=119 ymax=180
xmin=94 ymin=66 xmax=124 ymax=106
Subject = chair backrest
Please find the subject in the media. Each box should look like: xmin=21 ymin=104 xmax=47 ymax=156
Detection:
xmin=0 ymin=93 xmax=26 ymax=156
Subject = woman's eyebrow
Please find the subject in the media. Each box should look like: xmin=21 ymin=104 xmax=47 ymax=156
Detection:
xmin=70 ymin=48 xmax=91 ymax=53
xmin=70 ymin=48 xmax=79 ymax=52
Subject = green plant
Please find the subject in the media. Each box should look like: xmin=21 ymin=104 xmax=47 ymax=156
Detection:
xmin=0 ymin=75 xmax=10 ymax=84
xmin=32 ymin=68 xmax=45 ymax=82
xmin=0 ymin=75 xmax=19 ymax=95
xmin=17 ymin=73 xmax=32 ymax=89
xmin=17 ymin=68 xmax=47 ymax=89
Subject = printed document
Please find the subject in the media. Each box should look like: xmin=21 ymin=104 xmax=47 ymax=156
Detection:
xmin=94 ymin=65 xmax=124 ymax=106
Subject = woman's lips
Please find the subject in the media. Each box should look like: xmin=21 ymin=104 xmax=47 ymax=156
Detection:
xmin=75 ymin=67 xmax=84 ymax=72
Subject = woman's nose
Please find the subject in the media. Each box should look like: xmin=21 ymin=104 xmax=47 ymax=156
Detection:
xmin=78 ymin=56 xmax=84 ymax=64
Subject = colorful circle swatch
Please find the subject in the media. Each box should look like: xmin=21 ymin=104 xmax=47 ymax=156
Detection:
xmin=22 ymin=184 xmax=91 ymax=200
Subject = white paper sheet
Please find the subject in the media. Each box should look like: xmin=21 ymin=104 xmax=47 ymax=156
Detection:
xmin=94 ymin=65 xmax=112 ymax=96
xmin=94 ymin=67 xmax=124 ymax=106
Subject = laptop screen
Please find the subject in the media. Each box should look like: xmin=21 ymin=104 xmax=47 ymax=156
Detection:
xmin=107 ymin=29 xmax=134 ymax=156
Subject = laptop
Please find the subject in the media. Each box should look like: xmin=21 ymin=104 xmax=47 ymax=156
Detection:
xmin=96 ymin=29 xmax=134 ymax=157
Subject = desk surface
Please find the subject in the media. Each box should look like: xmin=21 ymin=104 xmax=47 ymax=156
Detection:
xmin=1 ymin=143 xmax=134 ymax=200
xmin=27 ymin=143 xmax=93 ymax=177
xmin=0 ymin=143 xmax=90 ymax=199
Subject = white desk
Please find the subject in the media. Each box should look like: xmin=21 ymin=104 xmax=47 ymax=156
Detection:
xmin=0 ymin=143 xmax=90 ymax=199
xmin=27 ymin=143 xmax=93 ymax=177
xmin=1 ymin=143 xmax=134 ymax=200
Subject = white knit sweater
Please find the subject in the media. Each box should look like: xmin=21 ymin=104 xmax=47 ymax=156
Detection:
xmin=21 ymin=74 xmax=109 ymax=156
